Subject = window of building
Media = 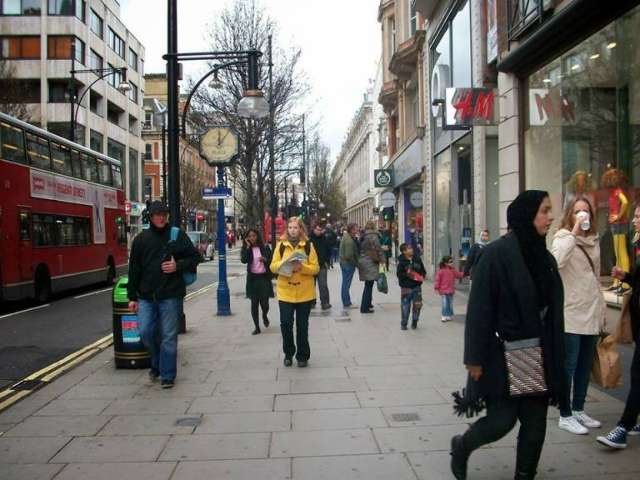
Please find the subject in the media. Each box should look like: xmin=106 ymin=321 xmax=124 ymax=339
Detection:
xmin=128 ymin=115 xmax=138 ymax=135
xmin=144 ymin=176 xmax=152 ymax=200
xmin=74 ymin=0 xmax=84 ymax=22
xmin=25 ymin=132 xmax=51 ymax=170
xmin=107 ymin=138 xmax=124 ymax=165
xmin=48 ymin=80 xmax=70 ymax=103
xmin=129 ymin=148 xmax=139 ymax=201
xmin=89 ymin=49 xmax=102 ymax=70
xmin=73 ymin=37 xmax=84 ymax=64
xmin=89 ymin=9 xmax=103 ymax=38
xmin=140 ymin=58 xmax=144 ymax=76
xmin=1 ymin=0 xmax=40 ymax=15
xmin=112 ymin=165 xmax=123 ymax=189
xmin=106 ymin=63 xmax=125 ymax=92
xmin=410 ymin=0 xmax=418 ymax=36
xmin=144 ymin=143 xmax=152 ymax=160
xmin=106 ymin=101 xmax=122 ymax=126
xmin=128 ymin=81 xmax=138 ymax=103
xmin=47 ymin=35 xmax=73 ymax=59
xmin=89 ymin=91 xmax=101 ymax=116
xmin=47 ymin=0 xmax=73 ymax=15
xmin=90 ymin=129 xmax=103 ymax=152
xmin=389 ymin=17 xmax=396 ymax=55
xmin=0 ymin=36 xmax=40 ymax=59
xmin=128 ymin=48 xmax=137 ymax=71
xmin=143 ymin=110 xmax=152 ymax=129
xmin=107 ymin=28 xmax=124 ymax=58
xmin=0 ymin=78 xmax=40 ymax=103
xmin=0 ymin=121 xmax=27 ymax=164
xmin=451 ymin=0 xmax=471 ymax=88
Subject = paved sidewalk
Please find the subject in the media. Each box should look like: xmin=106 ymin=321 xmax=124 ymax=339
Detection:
xmin=0 ymin=255 xmax=638 ymax=479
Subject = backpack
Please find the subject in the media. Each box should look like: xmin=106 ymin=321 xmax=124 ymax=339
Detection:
xmin=170 ymin=227 xmax=197 ymax=286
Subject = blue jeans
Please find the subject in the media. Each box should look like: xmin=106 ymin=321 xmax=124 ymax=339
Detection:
xmin=340 ymin=263 xmax=356 ymax=307
xmin=441 ymin=294 xmax=454 ymax=317
xmin=561 ymin=333 xmax=599 ymax=417
xmin=138 ymin=298 xmax=180 ymax=381
xmin=400 ymin=286 xmax=423 ymax=327
xmin=360 ymin=280 xmax=374 ymax=313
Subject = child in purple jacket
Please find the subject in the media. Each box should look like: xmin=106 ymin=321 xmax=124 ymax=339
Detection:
xmin=434 ymin=255 xmax=464 ymax=322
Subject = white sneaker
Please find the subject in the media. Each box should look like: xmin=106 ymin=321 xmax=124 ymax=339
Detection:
xmin=574 ymin=411 xmax=601 ymax=428
xmin=558 ymin=416 xmax=589 ymax=435
xmin=441 ymin=317 xmax=449 ymax=322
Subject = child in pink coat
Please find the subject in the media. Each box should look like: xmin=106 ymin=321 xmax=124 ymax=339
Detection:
xmin=434 ymin=255 xmax=464 ymax=322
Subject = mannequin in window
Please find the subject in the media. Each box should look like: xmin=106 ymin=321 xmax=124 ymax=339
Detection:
xmin=602 ymin=168 xmax=630 ymax=292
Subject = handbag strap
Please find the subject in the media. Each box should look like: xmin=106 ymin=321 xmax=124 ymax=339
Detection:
xmin=576 ymin=244 xmax=596 ymax=275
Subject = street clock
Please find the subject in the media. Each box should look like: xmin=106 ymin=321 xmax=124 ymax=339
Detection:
xmin=200 ymin=126 xmax=239 ymax=166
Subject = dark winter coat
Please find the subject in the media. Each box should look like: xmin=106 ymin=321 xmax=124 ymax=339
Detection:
xmin=240 ymin=244 xmax=274 ymax=299
xmin=397 ymin=254 xmax=426 ymax=289
xmin=464 ymin=232 xmax=567 ymax=405
xmin=127 ymin=223 xmax=200 ymax=302
xmin=309 ymin=232 xmax=330 ymax=268
xmin=464 ymin=242 xmax=486 ymax=277
xmin=358 ymin=230 xmax=383 ymax=281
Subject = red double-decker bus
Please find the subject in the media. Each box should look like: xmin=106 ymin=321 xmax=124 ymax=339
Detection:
xmin=0 ymin=112 xmax=128 ymax=303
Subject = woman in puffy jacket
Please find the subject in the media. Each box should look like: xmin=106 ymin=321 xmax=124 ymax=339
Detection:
xmin=551 ymin=195 xmax=605 ymax=436
xmin=270 ymin=217 xmax=319 ymax=368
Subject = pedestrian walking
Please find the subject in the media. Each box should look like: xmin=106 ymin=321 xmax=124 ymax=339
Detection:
xmin=551 ymin=195 xmax=605 ymax=435
xmin=324 ymin=223 xmax=338 ymax=269
xmin=358 ymin=221 xmax=383 ymax=314
xmin=127 ymin=201 xmax=200 ymax=389
xmin=240 ymin=228 xmax=274 ymax=335
xmin=597 ymin=204 xmax=640 ymax=449
xmin=434 ymin=255 xmax=464 ymax=322
xmin=380 ymin=229 xmax=393 ymax=270
xmin=450 ymin=190 xmax=567 ymax=480
xmin=270 ymin=217 xmax=320 ymax=368
xmin=339 ymin=223 xmax=360 ymax=308
xmin=464 ymin=230 xmax=489 ymax=278
xmin=396 ymin=243 xmax=426 ymax=330
xmin=310 ymin=223 xmax=331 ymax=310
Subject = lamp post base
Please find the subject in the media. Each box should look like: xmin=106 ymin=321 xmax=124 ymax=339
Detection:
xmin=216 ymin=283 xmax=232 ymax=316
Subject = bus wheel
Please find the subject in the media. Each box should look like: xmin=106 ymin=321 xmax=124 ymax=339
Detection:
xmin=34 ymin=267 xmax=51 ymax=304
xmin=106 ymin=261 xmax=116 ymax=286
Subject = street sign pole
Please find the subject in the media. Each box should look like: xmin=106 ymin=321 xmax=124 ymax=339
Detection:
xmin=216 ymin=166 xmax=231 ymax=316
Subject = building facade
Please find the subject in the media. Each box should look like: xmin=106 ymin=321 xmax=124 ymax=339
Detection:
xmin=378 ymin=0 xmax=427 ymax=253
xmin=0 ymin=0 xmax=146 ymax=235
xmin=141 ymin=74 xmax=216 ymax=232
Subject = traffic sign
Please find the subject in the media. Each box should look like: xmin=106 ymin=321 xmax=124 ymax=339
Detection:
xmin=380 ymin=191 xmax=395 ymax=208
xmin=203 ymin=186 xmax=232 ymax=200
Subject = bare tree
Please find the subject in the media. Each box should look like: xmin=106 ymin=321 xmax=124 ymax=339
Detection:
xmin=0 ymin=59 xmax=30 ymax=121
xmin=306 ymin=135 xmax=345 ymax=221
xmin=191 ymin=0 xmax=310 ymax=227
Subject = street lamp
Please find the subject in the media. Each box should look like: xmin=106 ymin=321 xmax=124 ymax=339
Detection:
xmin=208 ymin=71 xmax=223 ymax=90
xmin=68 ymin=65 xmax=130 ymax=143
xmin=151 ymin=99 xmax=168 ymax=204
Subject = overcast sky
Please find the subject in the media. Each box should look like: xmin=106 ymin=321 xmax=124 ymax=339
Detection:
xmin=120 ymin=0 xmax=381 ymax=162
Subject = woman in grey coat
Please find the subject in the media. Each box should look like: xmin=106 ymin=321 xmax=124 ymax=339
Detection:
xmin=358 ymin=221 xmax=383 ymax=314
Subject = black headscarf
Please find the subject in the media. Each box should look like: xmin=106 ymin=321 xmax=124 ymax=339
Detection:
xmin=507 ymin=190 xmax=554 ymax=309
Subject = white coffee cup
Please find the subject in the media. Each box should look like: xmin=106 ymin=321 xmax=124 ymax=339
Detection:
xmin=576 ymin=211 xmax=590 ymax=231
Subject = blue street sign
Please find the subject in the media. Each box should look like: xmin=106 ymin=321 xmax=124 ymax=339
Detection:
xmin=203 ymin=186 xmax=232 ymax=200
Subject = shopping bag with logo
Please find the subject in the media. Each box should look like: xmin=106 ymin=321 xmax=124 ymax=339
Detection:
xmin=591 ymin=334 xmax=623 ymax=389
xmin=376 ymin=264 xmax=388 ymax=294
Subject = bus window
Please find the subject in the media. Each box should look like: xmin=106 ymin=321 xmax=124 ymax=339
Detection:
xmin=0 ymin=122 xmax=26 ymax=165
xmin=51 ymin=142 xmax=73 ymax=176
xmin=112 ymin=165 xmax=123 ymax=189
xmin=70 ymin=150 xmax=82 ymax=179
xmin=75 ymin=217 xmax=91 ymax=245
xmin=19 ymin=212 xmax=31 ymax=241
xmin=96 ymin=158 xmax=112 ymax=186
xmin=115 ymin=216 xmax=127 ymax=246
xmin=58 ymin=216 xmax=75 ymax=245
xmin=81 ymin=154 xmax=99 ymax=183
xmin=25 ymin=133 xmax=52 ymax=170
xmin=33 ymin=214 xmax=59 ymax=247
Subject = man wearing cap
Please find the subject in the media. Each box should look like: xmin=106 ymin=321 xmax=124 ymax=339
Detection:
xmin=127 ymin=201 xmax=200 ymax=388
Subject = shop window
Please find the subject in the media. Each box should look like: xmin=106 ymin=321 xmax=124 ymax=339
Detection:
xmin=524 ymin=5 xmax=640 ymax=277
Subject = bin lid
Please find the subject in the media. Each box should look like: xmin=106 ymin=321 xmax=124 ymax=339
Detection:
xmin=113 ymin=275 xmax=129 ymax=303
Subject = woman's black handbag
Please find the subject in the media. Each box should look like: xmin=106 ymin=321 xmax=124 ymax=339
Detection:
xmin=503 ymin=337 xmax=548 ymax=397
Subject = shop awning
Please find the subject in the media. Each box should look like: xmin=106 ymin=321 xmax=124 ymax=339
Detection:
xmin=497 ymin=0 xmax=640 ymax=76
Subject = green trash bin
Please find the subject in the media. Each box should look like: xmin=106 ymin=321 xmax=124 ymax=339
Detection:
xmin=113 ymin=276 xmax=150 ymax=369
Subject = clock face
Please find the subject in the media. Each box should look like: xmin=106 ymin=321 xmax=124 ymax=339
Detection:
xmin=200 ymin=127 xmax=239 ymax=166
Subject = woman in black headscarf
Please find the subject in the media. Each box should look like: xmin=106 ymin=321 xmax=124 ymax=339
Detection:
xmin=450 ymin=191 xmax=567 ymax=480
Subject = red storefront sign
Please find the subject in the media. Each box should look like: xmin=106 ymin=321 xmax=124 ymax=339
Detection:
xmin=445 ymin=88 xmax=498 ymax=128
